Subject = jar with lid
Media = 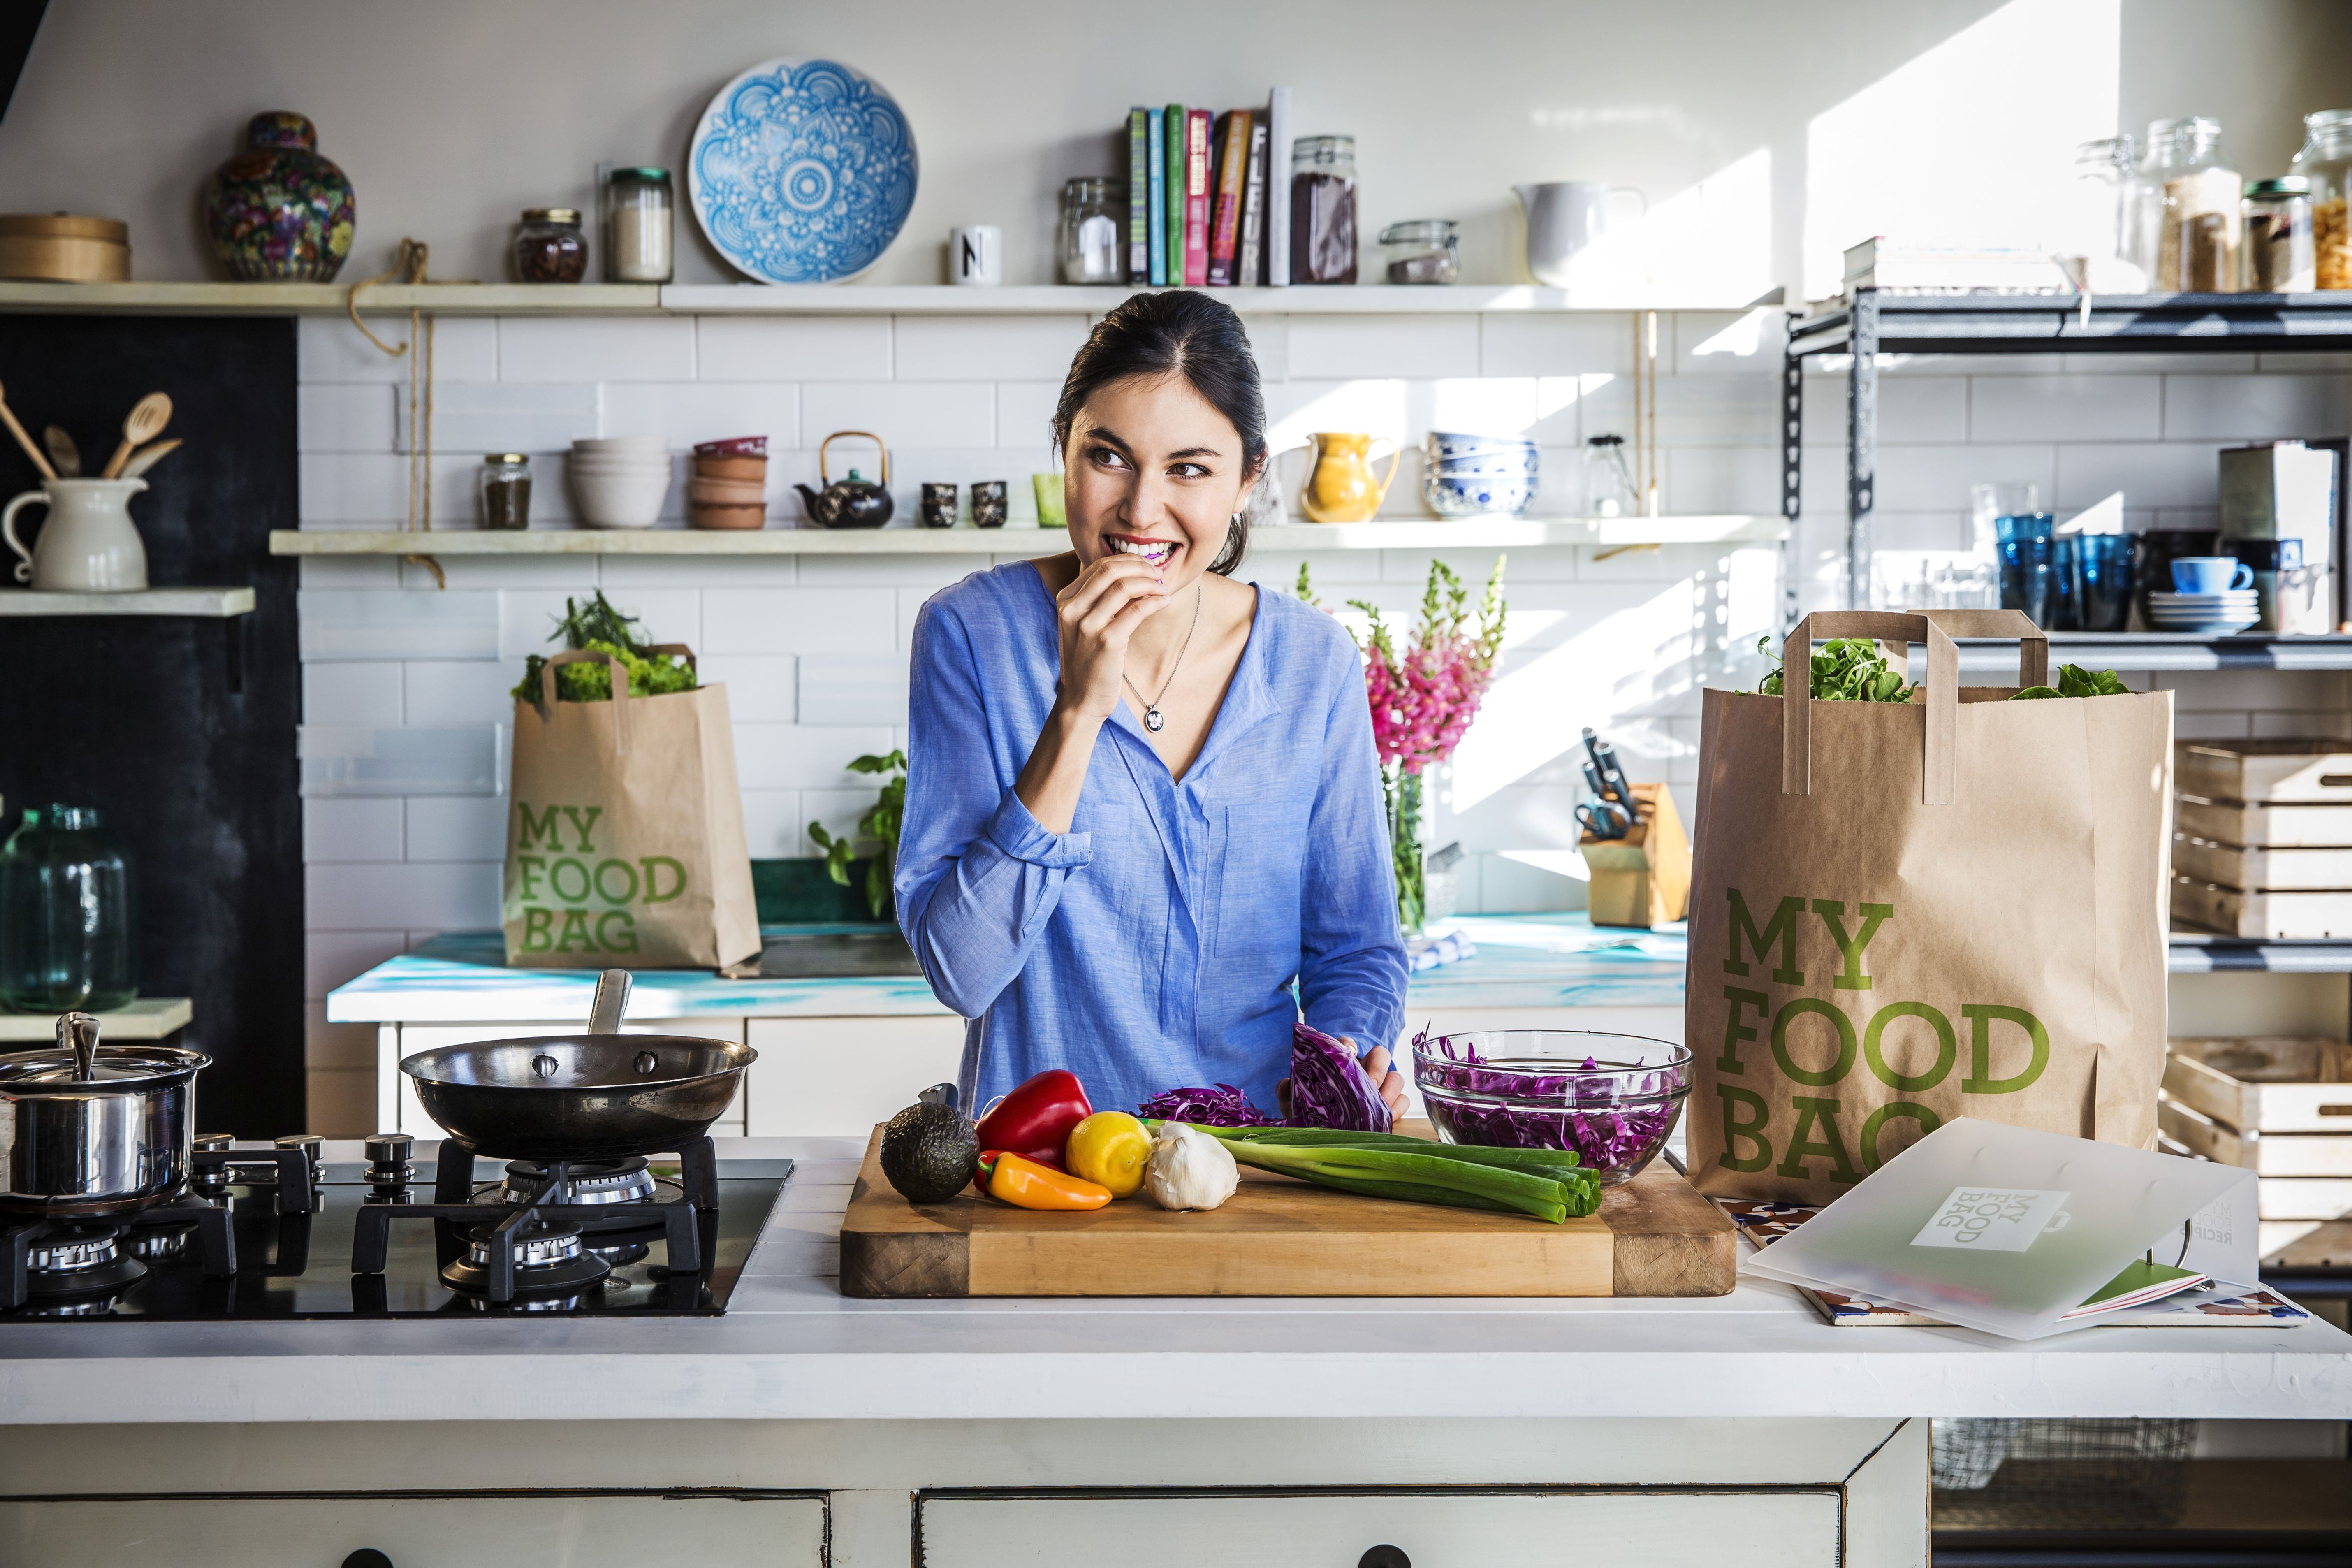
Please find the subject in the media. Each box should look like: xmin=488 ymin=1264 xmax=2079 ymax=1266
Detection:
xmin=1582 ymin=434 xmax=1636 ymax=518
xmin=512 ymin=208 xmax=587 ymax=283
xmin=478 ymin=454 xmax=532 ymax=530
xmin=0 ymin=805 xmax=137 ymax=1013
xmin=2244 ymin=178 xmax=2316 ymax=291
xmin=1379 ymin=219 xmax=1458 ymax=285
xmin=1058 ymin=177 xmax=1126 ymax=284
xmin=2289 ymin=109 xmax=2352 ymax=288
xmin=2141 ymin=117 xmax=2240 ymax=291
xmin=602 ymin=167 xmax=673 ymax=283
xmin=2060 ymin=137 xmax=2145 ymax=288
xmin=1290 ymin=136 xmax=1358 ymax=284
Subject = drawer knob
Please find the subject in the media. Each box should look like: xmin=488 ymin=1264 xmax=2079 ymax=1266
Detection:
xmin=342 ymin=1552 xmax=394 ymax=1568
xmin=1360 ymin=1548 xmax=1411 ymax=1568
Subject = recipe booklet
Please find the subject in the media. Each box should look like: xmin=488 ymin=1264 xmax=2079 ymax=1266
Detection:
xmin=1737 ymin=1118 xmax=2259 ymax=1339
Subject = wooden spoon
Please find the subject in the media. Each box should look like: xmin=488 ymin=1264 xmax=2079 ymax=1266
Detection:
xmin=120 ymin=438 xmax=182 ymax=479
xmin=98 ymin=392 xmax=171 ymax=479
xmin=42 ymin=426 xmax=79 ymax=477
xmin=0 ymin=379 xmax=58 ymax=481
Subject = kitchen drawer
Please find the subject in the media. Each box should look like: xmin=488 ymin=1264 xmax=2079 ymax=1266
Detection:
xmin=387 ymin=1019 xmax=750 ymax=1140
xmin=746 ymin=1015 xmax=966 ymax=1136
xmin=918 ymin=1488 xmax=1839 ymax=1568
xmin=0 ymin=1490 xmax=824 ymax=1567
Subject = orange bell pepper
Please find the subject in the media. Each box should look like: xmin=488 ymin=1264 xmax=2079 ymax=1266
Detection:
xmin=981 ymin=1151 xmax=1112 ymax=1211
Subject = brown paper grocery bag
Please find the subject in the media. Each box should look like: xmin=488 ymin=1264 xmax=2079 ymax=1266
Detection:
xmin=502 ymin=648 xmax=759 ymax=970
xmin=1684 ymin=609 xmax=2174 ymax=1205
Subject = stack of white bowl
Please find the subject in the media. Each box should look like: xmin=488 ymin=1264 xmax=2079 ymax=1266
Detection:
xmin=1421 ymin=431 xmax=1539 ymax=517
xmin=568 ymin=437 xmax=671 ymax=529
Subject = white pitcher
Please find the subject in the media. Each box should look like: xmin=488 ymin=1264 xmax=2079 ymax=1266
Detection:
xmin=1514 ymin=181 xmax=1647 ymax=290
xmin=3 ymin=478 xmax=149 ymax=592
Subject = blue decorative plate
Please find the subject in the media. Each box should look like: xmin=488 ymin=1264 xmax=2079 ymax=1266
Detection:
xmin=688 ymin=57 xmax=918 ymax=285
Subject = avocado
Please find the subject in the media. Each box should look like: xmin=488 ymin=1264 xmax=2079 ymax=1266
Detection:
xmin=880 ymin=1100 xmax=979 ymax=1205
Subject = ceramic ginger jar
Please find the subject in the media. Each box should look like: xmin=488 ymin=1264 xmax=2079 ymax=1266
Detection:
xmin=202 ymin=112 xmax=355 ymax=282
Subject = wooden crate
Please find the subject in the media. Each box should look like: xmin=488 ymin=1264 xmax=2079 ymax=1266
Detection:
xmin=2254 ymin=1178 xmax=2352 ymax=1221
xmin=2164 ymin=1037 xmax=2352 ymax=1132
xmin=2158 ymin=1094 xmax=2352 ymax=1175
xmin=2170 ymin=877 xmax=2352 ymax=938
xmin=2261 ymin=1219 xmax=2352 ymax=1266
xmin=2176 ymin=793 xmax=2352 ymax=848
xmin=2172 ymin=836 xmax=2352 ymax=891
xmin=2177 ymin=738 xmax=2352 ymax=803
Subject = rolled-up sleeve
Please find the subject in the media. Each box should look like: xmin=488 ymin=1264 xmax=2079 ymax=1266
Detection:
xmin=1295 ymin=643 xmax=1408 ymax=1050
xmin=895 ymin=600 xmax=1091 ymax=1019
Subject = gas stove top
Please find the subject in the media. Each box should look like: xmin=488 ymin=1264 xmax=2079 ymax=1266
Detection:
xmin=0 ymin=1137 xmax=791 ymax=1320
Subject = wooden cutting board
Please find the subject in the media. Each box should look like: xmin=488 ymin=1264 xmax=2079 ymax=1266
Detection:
xmin=837 ymin=1124 xmax=1735 ymax=1298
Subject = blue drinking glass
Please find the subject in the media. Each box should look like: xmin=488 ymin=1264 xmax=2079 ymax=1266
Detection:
xmin=2073 ymin=534 xmax=2138 ymax=632
xmin=1999 ymin=535 xmax=2060 ymax=626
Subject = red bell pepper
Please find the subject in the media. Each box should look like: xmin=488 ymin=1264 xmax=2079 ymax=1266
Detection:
xmin=974 ymin=1069 xmax=1091 ymax=1169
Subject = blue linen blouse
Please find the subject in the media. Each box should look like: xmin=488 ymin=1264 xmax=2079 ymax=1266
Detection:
xmin=894 ymin=561 xmax=1408 ymax=1118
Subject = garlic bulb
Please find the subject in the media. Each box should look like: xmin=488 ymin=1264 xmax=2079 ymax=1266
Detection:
xmin=1145 ymin=1120 xmax=1239 ymax=1212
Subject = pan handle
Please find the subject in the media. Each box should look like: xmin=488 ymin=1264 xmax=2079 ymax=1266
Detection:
xmin=588 ymin=968 xmax=632 ymax=1035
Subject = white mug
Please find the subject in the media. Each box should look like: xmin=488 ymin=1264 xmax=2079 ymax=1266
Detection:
xmin=1515 ymin=181 xmax=1647 ymax=290
xmin=3 ymin=477 xmax=150 ymax=592
xmin=948 ymin=225 xmax=1003 ymax=287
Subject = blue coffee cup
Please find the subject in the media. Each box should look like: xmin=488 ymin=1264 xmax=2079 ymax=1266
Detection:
xmin=2171 ymin=555 xmax=2253 ymax=593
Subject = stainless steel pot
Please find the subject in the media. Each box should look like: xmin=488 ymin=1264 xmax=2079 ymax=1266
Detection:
xmin=0 ymin=1012 xmax=209 ymax=1216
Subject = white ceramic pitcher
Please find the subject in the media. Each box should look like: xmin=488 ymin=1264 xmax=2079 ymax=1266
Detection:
xmin=2 ymin=478 xmax=149 ymax=592
xmin=1514 ymin=181 xmax=1647 ymax=290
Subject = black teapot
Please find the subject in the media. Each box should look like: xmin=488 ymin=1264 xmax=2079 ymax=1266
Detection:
xmin=795 ymin=430 xmax=894 ymax=529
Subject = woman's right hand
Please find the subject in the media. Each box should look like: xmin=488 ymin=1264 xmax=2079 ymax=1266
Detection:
xmin=1052 ymin=553 xmax=1170 ymax=721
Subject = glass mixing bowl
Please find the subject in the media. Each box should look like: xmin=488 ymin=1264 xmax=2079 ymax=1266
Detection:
xmin=1412 ymin=1029 xmax=1690 ymax=1185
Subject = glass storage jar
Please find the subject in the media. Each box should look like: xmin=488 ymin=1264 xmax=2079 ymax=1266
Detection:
xmin=2061 ymin=137 xmax=2143 ymax=286
xmin=2289 ymin=109 xmax=2352 ymax=288
xmin=2142 ymin=117 xmax=2240 ymax=291
xmin=512 ymin=207 xmax=586 ymax=283
xmin=2244 ymin=178 xmax=2316 ymax=291
xmin=1379 ymin=219 xmax=1459 ymax=285
xmin=478 ymin=453 xmax=532 ymax=530
xmin=1290 ymin=135 xmax=1358 ymax=284
xmin=0 ymin=805 xmax=137 ymax=1013
xmin=1582 ymin=434 xmax=1636 ymax=518
xmin=602 ymin=167 xmax=673 ymax=283
xmin=1058 ymin=177 xmax=1126 ymax=284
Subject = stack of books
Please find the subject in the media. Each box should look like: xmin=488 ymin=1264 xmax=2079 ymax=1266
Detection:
xmin=1127 ymin=90 xmax=1291 ymax=288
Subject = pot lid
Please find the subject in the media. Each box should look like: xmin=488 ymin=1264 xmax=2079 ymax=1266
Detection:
xmin=0 ymin=1043 xmax=210 ymax=1087
xmin=0 ymin=213 xmax=130 ymax=242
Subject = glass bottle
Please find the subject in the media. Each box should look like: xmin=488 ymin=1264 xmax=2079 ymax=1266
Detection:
xmin=512 ymin=207 xmax=587 ymax=283
xmin=1290 ymin=136 xmax=1358 ymax=284
xmin=478 ymin=454 xmax=532 ymax=530
xmin=1582 ymin=435 xmax=1636 ymax=518
xmin=2289 ymin=109 xmax=2352 ymax=289
xmin=602 ymin=167 xmax=674 ymax=283
xmin=0 ymin=806 xmax=138 ymax=1013
xmin=1379 ymin=219 xmax=1459 ymax=285
xmin=1058 ymin=178 xmax=1126 ymax=284
xmin=2244 ymin=178 xmax=2316 ymax=291
xmin=2141 ymin=118 xmax=2240 ymax=291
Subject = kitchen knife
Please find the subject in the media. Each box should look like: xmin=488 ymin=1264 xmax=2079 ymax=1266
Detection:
xmin=1594 ymin=738 xmax=1638 ymax=811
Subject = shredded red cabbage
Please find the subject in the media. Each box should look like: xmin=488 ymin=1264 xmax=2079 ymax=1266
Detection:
xmin=1136 ymin=1083 xmax=1279 ymax=1127
xmin=1417 ymin=1031 xmax=1684 ymax=1172
xmin=1287 ymin=1018 xmax=1394 ymax=1133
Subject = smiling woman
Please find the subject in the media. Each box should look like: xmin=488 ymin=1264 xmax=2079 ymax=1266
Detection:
xmin=892 ymin=291 xmax=1410 ymax=1120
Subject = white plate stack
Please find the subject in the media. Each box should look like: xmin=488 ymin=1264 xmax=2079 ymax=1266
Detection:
xmin=2147 ymin=589 xmax=2260 ymax=634
xmin=568 ymin=437 xmax=672 ymax=529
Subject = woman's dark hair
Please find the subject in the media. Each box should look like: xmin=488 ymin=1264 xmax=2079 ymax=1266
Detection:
xmin=1050 ymin=289 xmax=1267 ymax=575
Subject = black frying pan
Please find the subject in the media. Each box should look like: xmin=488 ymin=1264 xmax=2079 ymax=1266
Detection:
xmin=399 ymin=970 xmax=757 ymax=1161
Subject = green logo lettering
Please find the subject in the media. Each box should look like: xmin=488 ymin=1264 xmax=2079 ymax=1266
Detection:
xmin=1860 ymin=1101 xmax=1940 ymax=1170
xmin=595 ymin=910 xmax=639 ymax=953
xmin=516 ymin=802 xmax=563 ymax=851
xmin=1719 ymin=986 xmax=1770 ymax=1075
xmin=520 ymin=906 xmax=553 ymax=952
xmin=1811 ymin=900 xmax=1893 ymax=992
xmin=641 ymin=856 xmax=687 ymax=903
xmin=1862 ymin=1001 xmax=1956 ymax=1092
xmin=1771 ymin=997 xmax=1856 ymax=1087
xmin=549 ymin=857 xmax=592 ymax=903
xmin=1960 ymin=1004 xmax=2050 ymax=1094
xmin=1716 ymin=1085 xmax=1774 ymax=1173
xmin=553 ymin=908 xmax=596 ymax=952
xmin=560 ymin=805 xmax=604 ymax=853
xmin=1775 ymin=1096 xmax=1861 ymax=1185
xmin=1725 ymin=889 xmax=1806 ymax=984
xmin=592 ymin=858 xmax=640 ymax=906
xmin=514 ymin=854 xmax=548 ymax=901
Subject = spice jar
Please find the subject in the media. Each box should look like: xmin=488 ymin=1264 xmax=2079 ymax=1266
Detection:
xmin=602 ymin=167 xmax=673 ymax=283
xmin=2141 ymin=117 xmax=2240 ymax=291
xmin=2244 ymin=178 xmax=2316 ymax=292
xmin=512 ymin=208 xmax=587 ymax=284
xmin=1290 ymin=135 xmax=1358 ymax=285
xmin=1379 ymin=219 xmax=1459 ymax=285
xmin=2061 ymin=137 xmax=2144 ymax=287
xmin=478 ymin=454 xmax=532 ymax=531
xmin=2289 ymin=109 xmax=2352 ymax=289
xmin=1058 ymin=178 xmax=1126 ymax=285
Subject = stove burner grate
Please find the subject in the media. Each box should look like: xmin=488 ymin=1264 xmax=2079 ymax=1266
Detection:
xmin=2 ymin=1197 xmax=237 ymax=1310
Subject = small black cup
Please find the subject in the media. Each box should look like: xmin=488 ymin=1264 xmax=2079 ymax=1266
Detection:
xmin=971 ymin=480 xmax=1008 ymax=529
xmin=920 ymin=482 xmax=958 ymax=528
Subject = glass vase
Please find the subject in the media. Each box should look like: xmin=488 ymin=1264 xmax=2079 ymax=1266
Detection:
xmin=1385 ymin=765 xmax=1426 ymax=938
xmin=0 ymin=805 xmax=139 ymax=1012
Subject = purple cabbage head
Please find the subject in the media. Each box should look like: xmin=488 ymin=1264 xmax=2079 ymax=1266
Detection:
xmin=1416 ymin=1030 xmax=1685 ymax=1175
xmin=1137 ymin=1083 xmax=1279 ymax=1127
xmin=1287 ymin=1019 xmax=1394 ymax=1133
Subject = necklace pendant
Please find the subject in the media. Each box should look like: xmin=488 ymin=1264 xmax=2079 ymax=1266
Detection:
xmin=1144 ymin=707 xmax=1165 ymax=733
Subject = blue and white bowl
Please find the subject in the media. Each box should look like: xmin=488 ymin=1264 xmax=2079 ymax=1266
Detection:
xmin=688 ymin=57 xmax=919 ymax=285
xmin=1427 ymin=430 xmax=1538 ymax=463
xmin=1424 ymin=470 xmax=1539 ymax=517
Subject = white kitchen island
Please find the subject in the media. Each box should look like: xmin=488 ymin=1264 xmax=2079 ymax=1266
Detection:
xmin=0 ymin=1137 xmax=2345 ymax=1568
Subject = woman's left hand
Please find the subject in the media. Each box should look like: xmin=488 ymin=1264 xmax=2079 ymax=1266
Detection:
xmin=1345 ymin=1037 xmax=1410 ymax=1121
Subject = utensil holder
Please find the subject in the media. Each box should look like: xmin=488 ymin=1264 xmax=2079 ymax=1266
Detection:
xmin=1578 ymin=782 xmax=1691 ymax=929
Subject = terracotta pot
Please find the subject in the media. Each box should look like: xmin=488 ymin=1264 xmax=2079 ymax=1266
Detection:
xmin=690 ymin=503 xmax=766 ymax=531
xmin=693 ymin=454 xmax=768 ymax=483
xmin=689 ymin=478 xmax=767 ymax=505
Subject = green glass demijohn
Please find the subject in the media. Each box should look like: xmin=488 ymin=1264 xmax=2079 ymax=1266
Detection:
xmin=0 ymin=805 xmax=139 ymax=1012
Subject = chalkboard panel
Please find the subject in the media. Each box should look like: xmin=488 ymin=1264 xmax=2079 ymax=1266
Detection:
xmin=0 ymin=314 xmax=301 ymax=1136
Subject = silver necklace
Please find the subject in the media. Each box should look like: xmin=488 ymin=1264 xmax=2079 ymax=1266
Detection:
xmin=1123 ymin=585 xmax=1202 ymax=734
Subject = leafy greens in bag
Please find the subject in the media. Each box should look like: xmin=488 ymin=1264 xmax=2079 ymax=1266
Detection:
xmin=1756 ymin=635 xmax=1915 ymax=702
xmin=2012 ymin=664 xmax=2133 ymax=700
xmin=511 ymin=590 xmax=699 ymax=704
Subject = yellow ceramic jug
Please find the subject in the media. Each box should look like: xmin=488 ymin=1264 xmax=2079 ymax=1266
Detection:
xmin=1300 ymin=432 xmax=1401 ymax=523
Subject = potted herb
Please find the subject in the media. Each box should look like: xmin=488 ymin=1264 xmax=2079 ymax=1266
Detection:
xmin=810 ymin=750 xmax=906 ymax=920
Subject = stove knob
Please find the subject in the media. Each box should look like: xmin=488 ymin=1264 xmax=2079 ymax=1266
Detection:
xmin=363 ymin=1132 xmax=413 ymax=1166
xmin=190 ymin=1133 xmax=235 ymax=1195
xmin=275 ymin=1133 xmax=324 ymax=1169
xmin=193 ymin=1132 xmax=234 ymax=1153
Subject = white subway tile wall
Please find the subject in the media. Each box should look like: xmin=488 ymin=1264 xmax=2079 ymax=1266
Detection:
xmin=295 ymin=311 xmax=2352 ymax=1131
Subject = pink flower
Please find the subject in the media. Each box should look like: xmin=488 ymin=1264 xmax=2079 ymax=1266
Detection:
xmin=1299 ymin=557 xmax=1507 ymax=773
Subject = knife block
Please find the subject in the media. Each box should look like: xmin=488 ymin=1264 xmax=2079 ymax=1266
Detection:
xmin=1579 ymin=783 xmax=1692 ymax=929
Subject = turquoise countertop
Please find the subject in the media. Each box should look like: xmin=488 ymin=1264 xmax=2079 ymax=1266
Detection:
xmin=325 ymin=913 xmax=1688 ymax=1024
